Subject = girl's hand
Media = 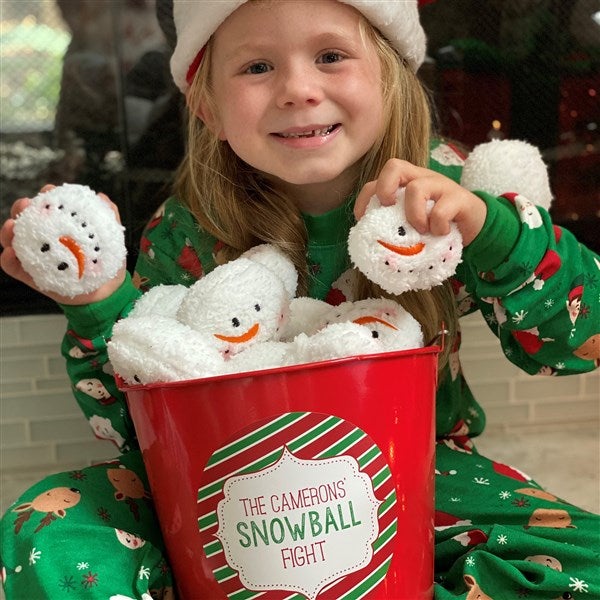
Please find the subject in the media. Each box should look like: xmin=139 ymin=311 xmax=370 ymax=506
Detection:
xmin=354 ymin=159 xmax=487 ymax=246
xmin=0 ymin=185 xmax=127 ymax=306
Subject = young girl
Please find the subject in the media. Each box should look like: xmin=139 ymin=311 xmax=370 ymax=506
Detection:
xmin=1 ymin=1 xmax=598 ymax=598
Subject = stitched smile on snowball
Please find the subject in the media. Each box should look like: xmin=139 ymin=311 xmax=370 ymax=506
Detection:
xmin=352 ymin=316 xmax=398 ymax=330
xmin=214 ymin=323 xmax=260 ymax=343
xmin=377 ymin=239 xmax=425 ymax=256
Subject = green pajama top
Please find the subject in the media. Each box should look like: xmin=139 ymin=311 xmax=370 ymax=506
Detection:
xmin=60 ymin=141 xmax=600 ymax=455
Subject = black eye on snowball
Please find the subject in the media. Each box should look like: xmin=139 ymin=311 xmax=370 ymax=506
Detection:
xmin=371 ymin=330 xmax=379 ymax=338
xmin=254 ymin=304 xmax=261 ymax=312
xmin=41 ymin=243 xmax=50 ymax=252
xmin=232 ymin=317 xmax=240 ymax=327
xmin=398 ymin=226 xmax=406 ymax=236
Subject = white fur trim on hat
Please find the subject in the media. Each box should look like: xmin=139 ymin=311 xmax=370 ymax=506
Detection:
xmin=171 ymin=0 xmax=426 ymax=93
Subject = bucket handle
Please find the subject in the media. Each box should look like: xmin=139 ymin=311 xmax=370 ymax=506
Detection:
xmin=425 ymin=323 xmax=448 ymax=350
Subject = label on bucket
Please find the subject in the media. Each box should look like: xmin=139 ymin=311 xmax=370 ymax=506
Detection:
xmin=197 ymin=412 xmax=397 ymax=599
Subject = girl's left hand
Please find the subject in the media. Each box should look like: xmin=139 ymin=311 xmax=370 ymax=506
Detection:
xmin=354 ymin=159 xmax=487 ymax=246
xmin=0 ymin=184 xmax=127 ymax=305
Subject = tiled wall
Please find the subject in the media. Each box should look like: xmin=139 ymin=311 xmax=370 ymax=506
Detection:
xmin=1 ymin=311 xmax=599 ymax=493
xmin=1 ymin=313 xmax=117 ymax=475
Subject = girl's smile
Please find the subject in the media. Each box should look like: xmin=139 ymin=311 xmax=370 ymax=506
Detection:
xmin=271 ymin=123 xmax=341 ymax=147
xmin=201 ymin=0 xmax=385 ymax=212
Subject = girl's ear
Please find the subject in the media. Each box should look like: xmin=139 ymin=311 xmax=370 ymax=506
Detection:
xmin=186 ymin=93 xmax=227 ymax=140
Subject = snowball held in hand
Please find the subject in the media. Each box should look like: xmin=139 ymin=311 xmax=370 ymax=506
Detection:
xmin=12 ymin=184 xmax=126 ymax=297
xmin=348 ymin=188 xmax=463 ymax=295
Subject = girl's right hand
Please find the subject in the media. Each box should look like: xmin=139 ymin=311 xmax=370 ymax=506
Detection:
xmin=0 ymin=185 xmax=127 ymax=306
xmin=354 ymin=159 xmax=487 ymax=247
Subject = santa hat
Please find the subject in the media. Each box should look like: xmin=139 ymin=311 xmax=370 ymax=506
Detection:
xmin=568 ymin=275 xmax=584 ymax=302
xmin=170 ymin=0 xmax=427 ymax=93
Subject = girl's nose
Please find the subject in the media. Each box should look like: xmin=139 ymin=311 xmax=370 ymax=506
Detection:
xmin=275 ymin=63 xmax=323 ymax=108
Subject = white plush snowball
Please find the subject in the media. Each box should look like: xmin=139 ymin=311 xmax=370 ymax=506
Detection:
xmin=348 ymin=189 xmax=463 ymax=295
xmin=13 ymin=184 xmax=126 ymax=297
xmin=461 ymin=139 xmax=553 ymax=210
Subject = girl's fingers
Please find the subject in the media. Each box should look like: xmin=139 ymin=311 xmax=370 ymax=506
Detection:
xmin=403 ymin=175 xmax=446 ymax=234
xmin=424 ymin=196 xmax=457 ymax=237
xmin=374 ymin=159 xmax=429 ymax=203
xmin=412 ymin=184 xmax=487 ymax=245
xmin=97 ymin=192 xmax=122 ymax=223
xmin=355 ymin=159 xmax=487 ymax=245
xmin=0 ymin=246 xmax=35 ymax=287
xmin=354 ymin=160 xmax=431 ymax=220
xmin=354 ymin=180 xmax=377 ymax=220
xmin=0 ymin=218 xmax=15 ymax=249
xmin=9 ymin=197 xmax=31 ymax=219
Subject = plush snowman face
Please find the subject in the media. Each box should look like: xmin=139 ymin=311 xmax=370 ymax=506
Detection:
xmin=324 ymin=298 xmax=423 ymax=351
xmin=12 ymin=184 xmax=126 ymax=297
xmin=177 ymin=259 xmax=290 ymax=357
xmin=348 ymin=189 xmax=463 ymax=295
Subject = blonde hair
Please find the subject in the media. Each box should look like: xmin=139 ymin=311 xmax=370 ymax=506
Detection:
xmin=175 ymin=14 xmax=457 ymax=368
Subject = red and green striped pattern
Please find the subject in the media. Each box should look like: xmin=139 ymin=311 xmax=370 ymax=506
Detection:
xmin=197 ymin=412 xmax=397 ymax=599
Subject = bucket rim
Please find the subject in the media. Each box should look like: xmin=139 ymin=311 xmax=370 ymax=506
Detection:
xmin=116 ymin=343 xmax=442 ymax=393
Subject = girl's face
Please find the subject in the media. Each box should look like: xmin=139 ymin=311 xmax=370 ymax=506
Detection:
xmin=203 ymin=0 xmax=385 ymax=211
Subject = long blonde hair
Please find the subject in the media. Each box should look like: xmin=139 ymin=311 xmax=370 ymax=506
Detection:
xmin=175 ymin=13 xmax=457 ymax=368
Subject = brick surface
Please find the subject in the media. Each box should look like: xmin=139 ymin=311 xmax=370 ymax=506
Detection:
xmin=531 ymin=398 xmax=600 ymax=423
xmin=515 ymin=376 xmax=582 ymax=401
xmin=0 ymin=319 xmax=20 ymax=345
xmin=0 ymin=421 xmax=28 ymax=446
xmin=1 ymin=444 xmax=57 ymax=470
xmin=56 ymin=440 xmax=120 ymax=465
xmin=467 ymin=381 xmax=511 ymax=406
xmin=19 ymin=315 xmax=67 ymax=344
xmin=1 ymin=356 xmax=47 ymax=380
xmin=30 ymin=417 xmax=94 ymax=442
xmin=2 ymin=392 xmax=79 ymax=420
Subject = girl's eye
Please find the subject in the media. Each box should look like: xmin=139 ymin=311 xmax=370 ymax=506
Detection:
xmin=246 ymin=62 xmax=271 ymax=75
xmin=318 ymin=52 xmax=343 ymax=64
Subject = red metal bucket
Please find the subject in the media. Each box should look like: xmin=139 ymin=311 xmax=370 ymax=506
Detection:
xmin=122 ymin=345 xmax=440 ymax=600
